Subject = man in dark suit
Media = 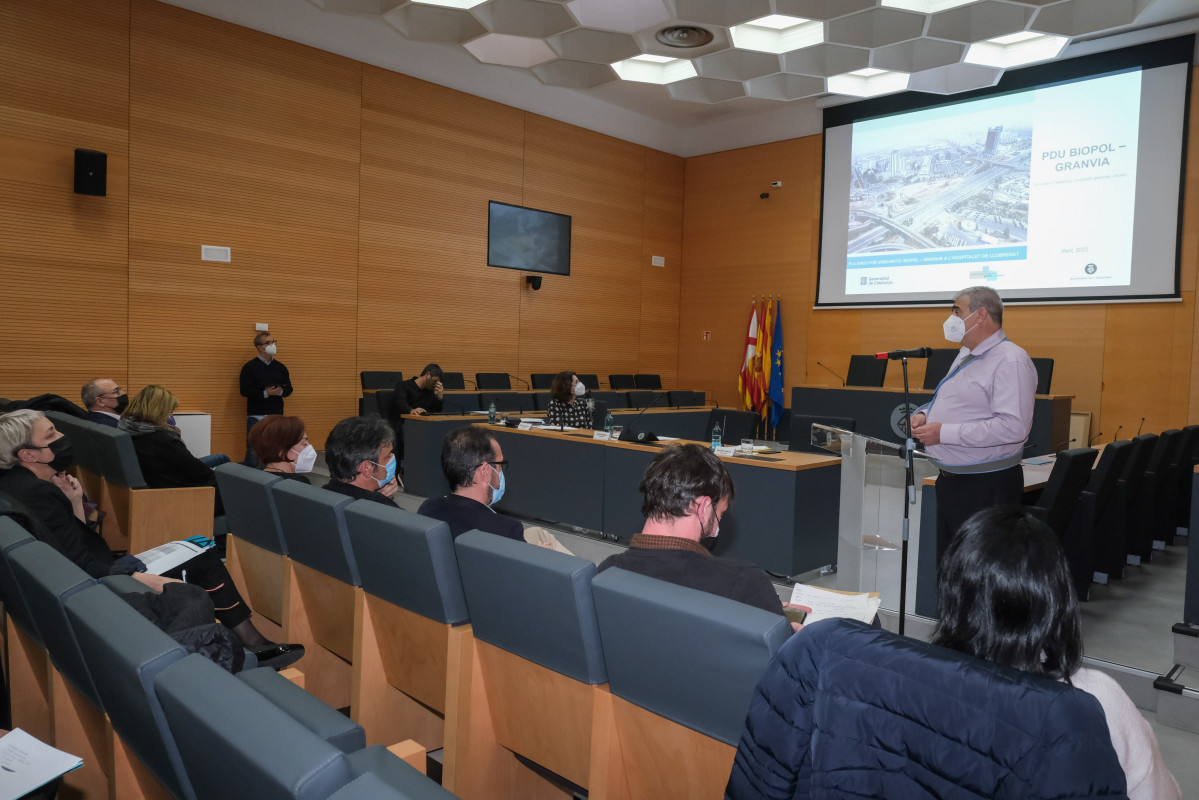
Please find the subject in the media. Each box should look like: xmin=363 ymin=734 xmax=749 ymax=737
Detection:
xmin=81 ymin=378 xmax=127 ymax=427
xmin=417 ymin=425 xmax=523 ymax=541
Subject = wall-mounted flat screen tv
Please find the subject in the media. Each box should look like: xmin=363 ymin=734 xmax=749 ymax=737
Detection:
xmin=487 ymin=200 xmax=572 ymax=277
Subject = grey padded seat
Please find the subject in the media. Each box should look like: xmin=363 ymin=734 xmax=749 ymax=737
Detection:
xmin=272 ymin=481 xmax=361 ymax=586
xmin=454 ymin=530 xmax=606 ymax=685
xmin=155 ymin=654 xmax=455 ymax=800
xmin=214 ymin=463 xmax=288 ymax=555
xmin=590 ymin=567 xmax=791 ymax=745
xmin=343 ymin=501 xmax=468 ymax=625
xmin=237 ymin=666 xmax=366 ymax=754
xmin=87 ymin=423 xmax=148 ymax=488
xmin=0 ymin=515 xmax=41 ymax=645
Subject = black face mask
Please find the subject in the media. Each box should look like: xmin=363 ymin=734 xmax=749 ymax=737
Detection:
xmin=29 ymin=437 xmax=75 ymax=472
xmin=114 ymin=393 xmax=129 ymax=414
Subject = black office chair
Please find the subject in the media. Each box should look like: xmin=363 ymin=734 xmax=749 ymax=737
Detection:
xmin=1172 ymin=424 xmax=1199 ymax=530
xmin=789 ymin=415 xmax=855 ymax=454
xmin=1133 ymin=429 xmax=1183 ymax=561
xmin=1026 ymin=447 xmax=1098 ymax=538
xmin=626 ymin=390 xmax=665 ymax=410
xmin=608 ymin=374 xmax=636 ymax=390
xmin=634 ymin=374 xmax=662 ymax=390
xmin=921 ymin=349 xmax=958 ymax=390
xmin=713 ymin=410 xmax=758 ymax=446
xmin=476 ymin=373 xmax=511 ymax=391
xmin=1061 ymin=440 xmax=1131 ymax=600
xmin=360 ymin=371 xmax=402 ymax=391
xmin=440 ymin=371 xmax=466 ymax=390
xmin=1032 ymin=357 xmax=1054 ymax=394
xmin=480 ymin=392 xmax=532 ymax=413
xmin=845 ymin=355 xmax=886 ymax=388
xmin=530 ymin=373 xmax=556 ymax=390
xmin=667 ymin=390 xmax=705 ymax=408
xmin=1094 ymin=433 xmax=1157 ymax=581
xmin=590 ymin=391 xmax=628 ymax=409
xmin=576 ymin=374 xmax=600 ymax=392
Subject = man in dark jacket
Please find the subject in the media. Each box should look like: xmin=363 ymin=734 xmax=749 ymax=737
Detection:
xmin=322 ymin=415 xmax=401 ymax=506
xmin=417 ymin=425 xmax=522 ymax=541
xmin=81 ymin=378 xmax=127 ymax=427
xmin=239 ymin=331 xmax=292 ymax=465
xmin=388 ymin=364 xmax=444 ymax=470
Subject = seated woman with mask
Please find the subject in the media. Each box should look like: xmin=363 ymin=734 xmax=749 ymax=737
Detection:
xmin=544 ymin=371 xmax=592 ymax=429
xmin=248 ymin=415 xmax=315 ymax=483
xmin=933 ymin=507 xmax=1179 ymax=800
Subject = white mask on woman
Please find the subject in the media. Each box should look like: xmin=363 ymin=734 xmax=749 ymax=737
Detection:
xmin=290 ymin=443 xmax=317 ymax=473
xmin=573 ymin=380 xmax=587 ymax=398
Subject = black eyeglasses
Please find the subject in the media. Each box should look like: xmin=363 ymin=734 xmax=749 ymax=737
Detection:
xmin=484 ymin=460 xmax=510 ymax=472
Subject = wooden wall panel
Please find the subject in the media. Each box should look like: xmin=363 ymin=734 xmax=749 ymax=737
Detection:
xmin=358 ymin=68 xmax=526 ymax=383
xmin=639 ymin=150 xmax=684 ymax=385
xmin=128 ymin=0 xmax=361 ymax=454
xmin=0 ymin=0 xmax=130 ymax=403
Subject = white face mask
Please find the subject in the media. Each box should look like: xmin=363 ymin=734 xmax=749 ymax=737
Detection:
xmin=573 ymin=381 xmax=587 ymax=398
xmin=943 ymin=308 xmax=979 ymax=343
xmin=264 ymin=343 xmax=277 ymax=356
xmin=290 ymin=443 xmax=317 ymax=473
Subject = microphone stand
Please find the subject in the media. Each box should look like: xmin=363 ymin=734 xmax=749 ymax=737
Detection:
xmin=899 ymin=356 xmax=915 ymax=637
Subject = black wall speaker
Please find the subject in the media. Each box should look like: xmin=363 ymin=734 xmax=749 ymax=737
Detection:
xmin=525 ymin=275 xmax=542 ymax=290
xmin=73 ymin=149 xmax=107 ymax=196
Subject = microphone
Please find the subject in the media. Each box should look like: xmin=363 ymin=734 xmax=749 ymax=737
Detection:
xmin=507 ymin=374 xmax=530 ymax=389
xmin=463 ymin=377 xmax=477 ymax=389
xmin=1055 ymin=438 xmax=1077 ymax=452
xmin=875 ymin=347 xmax=932 ymax=360
xmin=1087 ymin=431 xmax=1104 ymax=446
xmin=1136 ymin=417 xmax=1145 ymax=436
xmin=619 ymin=393 xmax=665 ymax=442
xmin=1112 ymin=425 xmax=1122 ymax=442
xmin=816 ymin=361 xmax=846 ymax=387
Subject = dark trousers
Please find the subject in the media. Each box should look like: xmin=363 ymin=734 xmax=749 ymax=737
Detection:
xmin=935 ymin=465 xmax=1025 ymax=563
xmin=243 ymin=416 xmax=260 ymax=467
xmin=161 ymin=548 xmax=252 ymax=628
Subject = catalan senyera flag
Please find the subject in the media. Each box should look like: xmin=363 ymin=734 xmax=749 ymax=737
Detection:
xmin=738 ymin=302 xmax=759 ymax=411
xmin=754 ymin=299 xmax=775 ymax=419
xmin=769 ymin=300 xmax=785 ymax=428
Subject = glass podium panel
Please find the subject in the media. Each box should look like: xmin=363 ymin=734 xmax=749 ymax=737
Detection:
xmin=811 ymin=424 xmax=938 ymax=615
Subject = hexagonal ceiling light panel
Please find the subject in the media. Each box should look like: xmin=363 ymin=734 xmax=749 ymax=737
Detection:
xmin=907 ymin=61 xmax=1003 ymax=93
xmin=612 ymin=54 xmax=699 ymax=84
xmin=667 ymin=0 xmax=773 ymax=27
xmin=470 ymin=0 xmax=578 ymax=38
xmin=307 ymin=0 xmax=406 ymax=14
xmin=776 ymin=0 xmax=877 ymax=20
xmin=1031 ymin=0 xmax=1154 ymax=37
xmin=879 ymin=0 xmax=974 ymax=12
xmin=827 ymin=67 xmax=910 ymax=97
xmin=965 ymin=30 xmax=1068 ymax=67
xmin=384 ymin=4 xmax=487 ymax=43
xmin=828 ymin=7 xmax=927 ymax=48
xmin=666 ymin=76 xmax=747 ymax=103
xmin=746 ymin=72 xmax=825 ymax=101
xmin=926 ymin=1 xmax=1034 ymax=43
xmin=730 ymin=15 xmax=824 ymax=54
xmin=464 ymin=33 xmax=557 ymax=67
xmin=782 ymin=43 xmax=870 ymax=77
xmin=872 ymin=38 xmax=964 ymax=72
xmin=547 ymin=28 xmax=641 ymax=64
xmin=410 ymin=0 xmax=487 ymax=8
xmin=532 ymin=59 xmax=620 ymax=89
xmin=695 ymin=48 xmax=783 ymax=81
xmin=567 ymin=0 xmax=674 ymax=34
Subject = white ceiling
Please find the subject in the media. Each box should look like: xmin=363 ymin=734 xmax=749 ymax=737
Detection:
xmin=160 ymin=0 xmax=1199 ymax=156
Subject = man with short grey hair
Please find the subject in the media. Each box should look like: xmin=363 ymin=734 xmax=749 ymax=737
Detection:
xmin=321 ymin=415 xmax=400 ymax=506
xmin=910 ymin=286 xmax=1037 ymax=560
xmin=81 ymin=378 xmax=127 ymax=427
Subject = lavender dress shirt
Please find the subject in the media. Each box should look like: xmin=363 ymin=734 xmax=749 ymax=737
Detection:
xmin=915 ymin=329 xmax=1037 ymax=469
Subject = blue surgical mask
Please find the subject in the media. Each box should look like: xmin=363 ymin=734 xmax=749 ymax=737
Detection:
xmin=373 ymin=454 xmax=397 ymax=489
xmin=488 ymin=464 xmax=506 ymax=506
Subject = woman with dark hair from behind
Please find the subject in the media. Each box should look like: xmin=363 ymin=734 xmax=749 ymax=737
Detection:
xmin=248 ymin=415 xmax=314 ymax=483
xmin=933 ymin=507 xmax=1179 ymax=799
xmin=545 ymin=371 xmax=592 ymax=428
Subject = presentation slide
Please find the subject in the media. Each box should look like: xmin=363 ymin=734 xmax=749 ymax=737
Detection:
xmin=816 ymin=39 xmax=1190 ymax=307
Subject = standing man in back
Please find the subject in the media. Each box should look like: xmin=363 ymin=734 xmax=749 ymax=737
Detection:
xmin=240 ymin=331 xmax=292 ymax=466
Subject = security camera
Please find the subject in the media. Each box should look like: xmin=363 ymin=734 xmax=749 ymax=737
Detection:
xmin=760 ymin=192 xmax=770 ymax=199
xmin=771 ymin=181 xmax=782 ymax=188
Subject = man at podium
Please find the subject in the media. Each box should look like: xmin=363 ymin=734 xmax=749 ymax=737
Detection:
xmin=909 ymin=286 xmax=1037 ymax=560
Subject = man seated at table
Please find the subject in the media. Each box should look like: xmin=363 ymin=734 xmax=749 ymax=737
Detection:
xmin=81 ymin=378 xmax=127 ymax=426
xmin=598 ymin=443 xmax=789 ymax=618
xmin=417 ymin=425 xmax=523 ymax=541
xmin=322 ymin=414 xmax=401 ymax=506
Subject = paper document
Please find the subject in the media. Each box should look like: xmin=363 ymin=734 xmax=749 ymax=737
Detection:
xmin=524 ymin=526 xmax=574 ymax=555
xmin=789 ymin=583 xmax=882 ymax=625
xmin=0 ymin=728 xmax=82 ymax=799
xmin=136 ymin=536 xmax=215 ymax=576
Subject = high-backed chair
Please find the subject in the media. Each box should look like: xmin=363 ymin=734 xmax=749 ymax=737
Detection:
xmin=789 ymin=414 xmax=855 ymax=454
xmin=590 ymin=568 xmax=791 ymax=800
xmin=440 ymin=372 xmax=466 ymax=391
xmin=155 ymin=654 xmax=458 ymax=800
xmin=1095 ymin=433 xmax=1157 ymax=580
xmin=1132 ymin=429 xmax=1182 ymax=562
xmin=577 ymin=374 xmax=600 ymax=392
xmin=344 ymin=500 xmax=470 ymax=751
xmin=1032 ymin=357 xmax=1054 ymax=394
xmin=626 ymin=390 xmax=665 ymax=411
xmin=64 ymin=583 xmax=193 ymax=799
xmin=449 ymin=531 xmax=607 ymax=800
xmin=441 ymin=392 xmax=480 ymax=414
xmin=532 ymin=392 xmax=552 ymax=412
xmin=713 ymin=409 xmax=759 ymax=446
xmin=214 ymin=463 xmax=289 ymax=641
xmin=530 ymin=373 xmax=556 ymax=390
xmin=590 ymin=391 xmax=628 ymax=409
xmin=1172 ymin=424 xmax=1199 ymax=530
xmin=1026 ymin=447 xmax=1098 ymax=538
xmin=376 ymin=389 xmax=396 ymax=420
xmin=608 ymin=374 xmax=636 ymax=390
xmin=0 ymin=515 xmax=51 ymax=742
xmin=45 ymin=411 xmax=105 ymax=498
xmin=634 ymin=374 xmax=662 ymax=390
xmin=361 ymin=371 xmax=403 ymax=391
xmin=480 ymin=391 xmax=533 ymax=413
xmin=921 ymin=348 xmax=958 ymax=390
xmin=476 ymin=373 xmax=511 ymax=391
xmin=1062 ymin=440 xmax=1131 ymax=600
xmin=273 ymin=481 xmax=362 ymax=709
xmin=667 ymin=390 xmax=705 ymax=408
xmin=87 ymin=424 xmax=215 ymax=553
xmin=845 ymin=355 xmax=887 ymax=388
xmin=725 ymin=618 xmax=1128 ymax=800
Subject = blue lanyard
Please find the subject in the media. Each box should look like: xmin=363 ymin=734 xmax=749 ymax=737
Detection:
xmin=925 ymin=352 xmax=979 ymax=416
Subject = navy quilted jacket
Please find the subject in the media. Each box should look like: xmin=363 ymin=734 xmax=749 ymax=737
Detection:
xmin=725 ymin=618 xmax=1129 ymax=800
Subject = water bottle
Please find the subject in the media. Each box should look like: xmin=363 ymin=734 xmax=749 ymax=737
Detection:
xmin=711 ymin=419 xmax=722 ymax=450
xmin=604 ymin=410 xmax=614 ymax=435
xmin=488 ymin=401 xmax=496 ymax=423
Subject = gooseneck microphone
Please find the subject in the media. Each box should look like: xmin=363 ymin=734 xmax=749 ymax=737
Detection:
xmin=815 ymin=361 xmax=846 ymax=386
xmin=1055 ymin=438 xmax=1077 ymax=452
xmin=875 ymin=347 xmax=932 ymax=360
xmin=1087 ymin=431 xmax=1104 ymax=446
xmin=619 ymin=393 xmax=666 ymax=442
xmin=1136 ymin=417 xmax=1146 ymax=436
xmin=507 ymin=374 xmax=530 ymax=389
xmin=1112 ymin=425 xmax=1122 ymax=443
